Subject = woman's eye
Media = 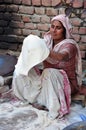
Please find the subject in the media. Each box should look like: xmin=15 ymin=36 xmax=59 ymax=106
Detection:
xmin=51 ymin=25 xmax=54 ymax=28
xmin=51 ymin=25 xmax=62 ymax=30
xmin=56 ymin=27 xmax=61 ymax=30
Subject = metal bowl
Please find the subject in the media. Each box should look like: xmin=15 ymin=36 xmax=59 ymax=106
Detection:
xmin=63 ymin=121 xmax=86 ymax=130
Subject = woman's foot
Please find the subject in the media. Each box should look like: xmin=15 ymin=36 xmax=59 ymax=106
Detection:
xmin=31 ymin=102 xmax=48 ymax=111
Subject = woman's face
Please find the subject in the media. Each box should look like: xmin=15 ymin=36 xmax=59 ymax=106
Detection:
xmin=50 ymin=20 xmax=66 ymax=41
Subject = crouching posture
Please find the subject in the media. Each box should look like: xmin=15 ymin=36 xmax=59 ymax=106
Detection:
xmin=12 ymin=14 xmax=82 ymax=119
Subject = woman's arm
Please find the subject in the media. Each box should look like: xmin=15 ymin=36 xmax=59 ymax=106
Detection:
xmin=43 ymin=51 xmax=69 ymax=68
xmin=49 ymin=50 xmax=69 ymax=61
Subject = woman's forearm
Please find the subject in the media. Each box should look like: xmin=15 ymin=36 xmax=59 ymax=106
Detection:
xmin=49 ymin=50 xmax=69 ymax=61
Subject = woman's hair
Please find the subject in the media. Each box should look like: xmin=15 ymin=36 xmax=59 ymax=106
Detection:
xmin=59 ymin=20 xmax=66 ymax=39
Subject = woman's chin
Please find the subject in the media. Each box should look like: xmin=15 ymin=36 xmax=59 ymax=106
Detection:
xmin=51 ymin=35 xmax=57 ymax=39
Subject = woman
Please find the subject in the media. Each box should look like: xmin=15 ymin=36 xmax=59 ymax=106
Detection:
xmin=12 ymin=14 xmax=82 ymax=120
xmin=43 ymin=14 xmax=82 ymax=95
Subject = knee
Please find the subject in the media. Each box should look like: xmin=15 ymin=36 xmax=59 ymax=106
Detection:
xmin=42 ymin=68 xmax=55 ymax=79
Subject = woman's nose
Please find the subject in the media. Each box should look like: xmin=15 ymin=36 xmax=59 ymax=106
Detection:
xmin=53 ymin=27 xmax=57 ymax=32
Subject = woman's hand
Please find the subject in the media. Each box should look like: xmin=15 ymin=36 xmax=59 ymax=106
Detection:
xmin=43 ymin=60 xmax=54 ymax=68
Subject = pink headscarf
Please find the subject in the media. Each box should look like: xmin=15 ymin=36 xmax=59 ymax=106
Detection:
xmin=51 ymin=14 xmax=72 ymax=39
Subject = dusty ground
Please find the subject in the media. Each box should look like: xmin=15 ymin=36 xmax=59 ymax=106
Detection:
xmin=0 ymin=98 xmax=86 ymax=130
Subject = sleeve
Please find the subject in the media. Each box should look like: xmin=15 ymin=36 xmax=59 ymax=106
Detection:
xmin=59 ymin=43 xmax=77 ymax=59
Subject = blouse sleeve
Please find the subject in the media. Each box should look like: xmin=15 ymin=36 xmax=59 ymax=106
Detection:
xmin=59 ymin=43 xmax=77 ymax=59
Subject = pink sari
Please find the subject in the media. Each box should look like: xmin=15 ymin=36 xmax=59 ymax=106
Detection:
xmin=44 ymin=34 xmax=82 ymax=87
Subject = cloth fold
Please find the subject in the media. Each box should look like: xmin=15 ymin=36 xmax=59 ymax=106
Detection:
xmin=15 ymin=34 xmax=50 ymax=76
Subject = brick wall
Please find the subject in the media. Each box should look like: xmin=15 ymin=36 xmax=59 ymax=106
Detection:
xmin=0 ymin=0 xmax=86 ymax=69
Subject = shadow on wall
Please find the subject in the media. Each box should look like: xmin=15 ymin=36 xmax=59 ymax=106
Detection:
xmin=0 ymin=0 xmax=25 ymax=51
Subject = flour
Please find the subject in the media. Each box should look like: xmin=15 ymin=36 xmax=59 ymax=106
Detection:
xmin=0 ymin=100 xmax=86 ymax=130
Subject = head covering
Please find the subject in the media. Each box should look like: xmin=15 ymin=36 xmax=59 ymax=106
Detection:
xmin=51 ymin=14 xmax=72 ymax=39
xmin=15 ymin=34 xmax=50 ymax=76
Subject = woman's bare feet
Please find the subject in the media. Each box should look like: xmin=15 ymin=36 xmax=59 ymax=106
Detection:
xmin=31 ymin=102 xmax=48 ymax=111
